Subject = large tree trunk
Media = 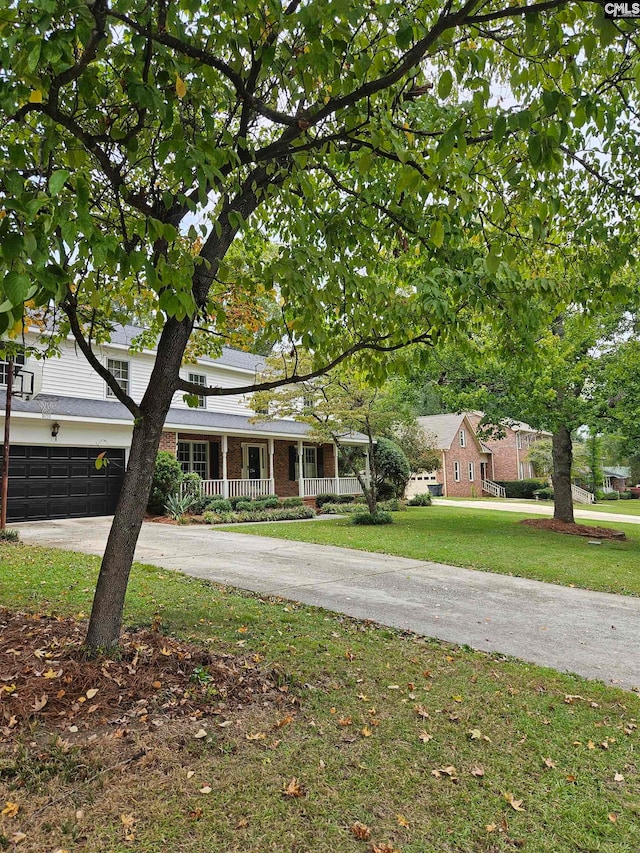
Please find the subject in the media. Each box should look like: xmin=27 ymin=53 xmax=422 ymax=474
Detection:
xmin=551 ymin=425 xmax=574 ymax=524
xmin=84 ymin=318 xmax=192 ymax=651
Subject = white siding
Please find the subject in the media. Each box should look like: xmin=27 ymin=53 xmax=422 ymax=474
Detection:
xmin=25 ymin=334 xmax=257 ymax=415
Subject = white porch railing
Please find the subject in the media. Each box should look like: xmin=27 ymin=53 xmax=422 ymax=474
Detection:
xmin=228 ymin=479 xmax=274 ymax=498
xmin=302 ymin=476 xmax=365 ymax=498
xmin=572 ymin=484 xmax=595 ymax=505
xmin=183 ymin=476 xmax=364 ymax=501
xmin=482 ymin=479 xmax=506 ymax=498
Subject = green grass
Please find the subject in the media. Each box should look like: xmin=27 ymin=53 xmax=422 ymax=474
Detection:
xmin=224 ymin=506 xmax=640 ymax=596
xmin=441 ymin=496 xmax=640 ymax=516
xmin=1 ymin=542 xmax=640 ymax=852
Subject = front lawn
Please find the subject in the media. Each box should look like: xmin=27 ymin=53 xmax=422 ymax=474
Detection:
xmin=443 ymin=497 xmax=640 ymax=517
xmin=1 ymin=542 xmax=639 ymax=853
xmin=224 ymin=506 xmax=640 ymax=596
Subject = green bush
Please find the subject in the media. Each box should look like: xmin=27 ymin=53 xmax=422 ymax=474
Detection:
xmin=374 ymin=437 xmax=411 ymax=498
xmin=316 ymin=493 xmax=338 ymax=508
xmin=0 ymin=528 xmax=20 ymax=542
xmin=533 ymin=487 xmax=554 ymax=501
xmin=620 ymin=490 xmax=632 ymax=500
xmin=379 ymin=498 xmax=401 ymax=511
xmin=282 ymin=496 xmax=303 ymax=507
xmin=205 ymin=497 xmax=232 ymax=512
xmin=258 ymin=497 xmax=280 ymax=509
xmin=320 ymin=502 xmax=361 ymax=514
xmin=493 ymin=479 xmax=548 ymax=499
xmin=352 ymin=510 xmax=393 ymax=525
xmin=597 ymin=491 xmax=620 ymax=501
xmin=148 ymin=452 xmax=184 ymax=514
xmin=203 ymin=506 xmax=315 ymax=524
xmin=407 ymin=493 xmax=432 ymax=507
xmin=181 ymin=473 xmax=206 ymax=513
xmin=235 ymin=500 xmax=257 ymax=512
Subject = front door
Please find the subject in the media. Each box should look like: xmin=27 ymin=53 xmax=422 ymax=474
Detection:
xmin=247 ymin=446 xmax=262 ymax=480
xmin=480 ymin=462 xmax=487 ymax=481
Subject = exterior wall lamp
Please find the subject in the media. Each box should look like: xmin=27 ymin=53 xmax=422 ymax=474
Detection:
xmin=51 ymin=422 xmax=60 ymax=439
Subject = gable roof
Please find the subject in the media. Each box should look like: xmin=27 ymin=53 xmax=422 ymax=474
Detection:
xmin=416 ymin=413 xmax=490 ymax=453
xmin=108 ymin=325 xmax=267 ymax=373
xmin=603 ymin=466 xmax=631 ymax=479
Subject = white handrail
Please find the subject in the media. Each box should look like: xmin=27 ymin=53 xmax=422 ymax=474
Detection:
xmin=571 ymin=484 xmax=595 ymax=505
xmin=482 ymin=479 xmax=506 ymax=498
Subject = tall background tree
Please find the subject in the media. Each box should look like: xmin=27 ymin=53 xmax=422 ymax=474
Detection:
xmin=1 ymin=1 xmax=638 ymax=648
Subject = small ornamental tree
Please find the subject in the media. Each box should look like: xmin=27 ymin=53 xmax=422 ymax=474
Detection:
xmin=1 ymin=2 xmax=639 ymax=648
xmin=373 ymin=437 xmax=411 ymax=499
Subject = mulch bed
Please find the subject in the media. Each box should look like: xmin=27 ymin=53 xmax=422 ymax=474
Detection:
xmin=0 ymin=609 xmax=288 ymax=739
xmin=521 ymin=518 xmax=626 ymax=540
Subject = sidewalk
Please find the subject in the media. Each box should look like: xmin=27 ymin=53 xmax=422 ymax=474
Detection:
xmin=15 ymin=516 xmax=640 ymax=690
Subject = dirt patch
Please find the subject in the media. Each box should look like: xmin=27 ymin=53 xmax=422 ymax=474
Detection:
xmin=521 ymin=518 xmax=626 ymax=540
xmin=0 ymin=609 xmax=289 ymax=740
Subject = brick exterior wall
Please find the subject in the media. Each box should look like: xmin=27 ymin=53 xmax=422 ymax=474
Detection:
xmin=169 ymin=431 xmax=337 ymax=498
xmin=466 ymin=414 xmax=539 ymax=482
xmin=159 ymin=431 xmax=177 ymax=453
xmin=437 ymin=435 xmax=490 ymax=498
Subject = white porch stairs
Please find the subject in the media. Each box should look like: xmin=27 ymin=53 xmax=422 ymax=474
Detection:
xmin=482 ymin=479 xmax=506 ymax=498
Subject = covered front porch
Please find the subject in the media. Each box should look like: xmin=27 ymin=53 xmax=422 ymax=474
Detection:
xmin=168 ymin=430 xmax=368 ymax=500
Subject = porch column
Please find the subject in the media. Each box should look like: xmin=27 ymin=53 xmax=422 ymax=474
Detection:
xmin=333 ymin=441 xmax=340 ymax=494
xmin=298 ymin=440 xmax=304 ymax=498
xmin=221 ymin=435 xmax=229 ymax=499
xmin=268 ymin=438 xmax=275 ymax=495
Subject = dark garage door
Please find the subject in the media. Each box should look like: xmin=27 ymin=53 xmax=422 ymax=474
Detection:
xmin=3 ymin=446 xmax=126 ymax=523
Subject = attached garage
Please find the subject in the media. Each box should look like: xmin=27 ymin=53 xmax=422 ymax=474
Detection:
xmin=3 ymin=446 xmax=125 ymax=523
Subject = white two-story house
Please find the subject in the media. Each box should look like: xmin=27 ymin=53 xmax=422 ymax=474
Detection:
xmin=0 ymin=325 xmax=366 ymax=523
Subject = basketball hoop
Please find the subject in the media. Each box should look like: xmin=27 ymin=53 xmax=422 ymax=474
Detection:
xmin=37 ymin=400 xmax=53 ymax=418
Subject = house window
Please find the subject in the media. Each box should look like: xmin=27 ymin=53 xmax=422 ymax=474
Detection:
xmin=294 ymin=446 xmax=318 ymax=479
xmin=106 ymin=358 xmax=130 ymax=397
xmin=516 ymin=431 xmax=522 ymax=449
xmin=519 ymin=461 xmax=525 ymax=480
xmin=453 ymin=461 xmax=461 ymax=482
xmin=0 ymin=351 xmax=25 ymax=385
xmin=178 ymin=441 xmax=209 ymax=479
xmin=468 ymin=462 xmax=475 ymax=481
xmin=188 ymin=372 xmax=207 ymax=409
xmin=459 ymin=429 xmax=466 ymax=447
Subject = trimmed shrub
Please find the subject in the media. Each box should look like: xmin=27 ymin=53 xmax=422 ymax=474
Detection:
xmin=148 ymin=451 xmax=184 ymax=514
xmin=379 ymin=498 xmax=401 ymax=511
xmin=320 ymin=503 xmax=361 ymax=514
xmin=282 ymin=496 xmax=303 ymax=507
xmin=204 ymin=506 xmax=315 ymax=524
xmin=316 ymin=493 xmax=338 ymax=508
xmin=258 ymin=497 xmax=280 ymax=509
xmin=374 ymin=436 xmax=411 ymax=498
xmin=533 ymin=487 xmax=554 ymax=501
xmin=352 ymin=510 xmax=393 ymax=525
xmin=0 ymin=528 xmax=20 ymax=542
xmin=493 ymin=478 xmax=548 ymax=499
xmin=620 ymin=490 xmax=632 ymax=500
xmin=235 ymin=500 xmax=257 ymax=512
xmin=597 ymin=490 xmax=620 ymax=501
xmin=205 ymin=497 xmax=232 ymax=512
xmin=407 ymin=493 xmax=432 ymax=507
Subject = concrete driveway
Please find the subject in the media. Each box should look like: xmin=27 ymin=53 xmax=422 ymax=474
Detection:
xmin=15 ymin=516 xmax=640 ymax=691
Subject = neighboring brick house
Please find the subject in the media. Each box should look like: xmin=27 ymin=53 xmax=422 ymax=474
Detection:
xmin=0 ymin=325 xmax=367 ymax=523
xmin=465 ymin=413 xmax=550 ymax=482
xmin=406 ymin=412 xmax=549 ymax=498
xmin=602 ymin=467 xmax=631 ymax=493
xmin=406 ymin=413 xmax=492 ymax=498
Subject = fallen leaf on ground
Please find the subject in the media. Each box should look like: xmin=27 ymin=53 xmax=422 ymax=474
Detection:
xmin=396 ymin=813 xmax=409 ymax=827
xmin=11 ymin=832 xmax=27 ymax=844
xmin=614 ymin=772 xmax=624 ymax=782
xmin=543 ymin=757 xmax=556 ymax=768
xmin=2 ymin=801 xmax=19 ymax=818
xmin=85 ymin=688 xmax=98 ymax=699
xmin=350 ymin=821 xmax=371 ymax=840
xmin=471 ymin=765 xmax=485 ymax=777
xmin=503 ymin=792 xmax=525 ymax=812
xmin=370 ymin=843 xmax=401 ymax=853
xmin=283 ymin=778 xmax=305 ymax=798
xmin=419 ymin=730 xmax=432 ymax=743
xmin=608 ymin=813 xmax=618 ymax=823
xmin=245 ymin=732 xmax=266 ymax=741
xmin=486 ymin=823 xmax=496 ymax=833
xmin=361 ymin=727 xmax=372 ymax=737
xmin=194 ymin=728 xmax=208 ymax=739
xmin=432 ymin=765 xmax=457 ymax=780
xmin=199 ymin=786 xmax=212 ymax=794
